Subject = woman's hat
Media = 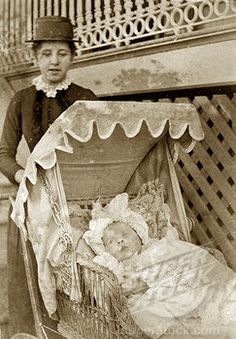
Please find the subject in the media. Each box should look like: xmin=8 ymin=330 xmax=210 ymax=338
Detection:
xmin=26 ymin=16 xmax=78 ymax=42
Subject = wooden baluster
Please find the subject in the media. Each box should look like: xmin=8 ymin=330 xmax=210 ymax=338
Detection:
xmin=32 ymin=0 xmax=39 ymax=63
xmin=104 ymin=0 xmax=112 ymax=23
xmin=19 ymin=0 xmax=25 ymax=44
xmin=2 ymin=0 xmax=8 ymax=55
xmin=61 ymin=0 xmax=67 ymax=17
xmin=123 ymin=0 xmax=133 ymax=46
xmin=0 ymin=0 xmax=4 ymax=55
xmin=76 ymin=0 xmax=84 ymax=44
xmin=54 ymin=0 xmax=60 ymax=16
xmin=19 ymin=0 xmax=28 ymax=63
xmin=26 ymin=0 xmax=33 ymax=44
xmin=15 ymin=0 xmax=19 ymax=44
xmin=69 ymin=0 xmax=75 ymax=25
xmin=135 ymin=0 xmax=144 ymax=17
xmin=39 ymin=0 xmax=45 ymax=16
xmin=147 ymin=0 xmax=156 ymax=15
xmin=124 ymin=0 xmax=133 ymax=21
xmin=4 ymin=0 xmax=9 ymax=51
xmin=158 ymin=0 xmax=170 ymax=10
xmin=20 ymin=0 xmax=29 ymax=62
xmin=15 ymin=0 xmax=21 ymax=63
xmin=24 ymin=0 xmax=34 ymax=64
xmin=9 ymin=0 xmax=15 ymax=50
xmin=0 ymin=1 xmax=2 ymax=37
xmin=84 ymin=1 xmax=93 ymax=48
xmin=94 ymin=0 xmax=102 ymax=26
xmin=114 ymin=0 xmax=122 ymax=22
xmin=85 ymin=0 xmax=93 ymax=27
xmin=46 ymin=0 xmax=53 ymax=16
xmin=33 ymin=0 xmax=39 ymax=23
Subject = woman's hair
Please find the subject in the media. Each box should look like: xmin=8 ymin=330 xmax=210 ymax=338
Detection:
xmin=32 ymin=41 xmax=77 ymax=56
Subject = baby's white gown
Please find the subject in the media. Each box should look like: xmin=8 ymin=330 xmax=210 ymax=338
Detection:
xmin=94 ymin=227 xmax=236 ymax=338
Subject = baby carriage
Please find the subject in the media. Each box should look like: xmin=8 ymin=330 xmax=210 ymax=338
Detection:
xmin=11 ymin=100 xmax=205 ymax=338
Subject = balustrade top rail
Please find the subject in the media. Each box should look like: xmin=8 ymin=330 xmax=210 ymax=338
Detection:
xmin=0 ymin=0 xmax=236 ymax=74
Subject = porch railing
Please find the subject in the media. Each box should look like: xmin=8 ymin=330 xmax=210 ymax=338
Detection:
xmin=0 ymin=0 xmax=236 ymax=74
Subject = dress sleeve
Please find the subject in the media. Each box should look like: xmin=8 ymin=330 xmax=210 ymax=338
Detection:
xmin=85 ymin=88 xmax=98 ymax=101
xmin=0 ymin=91 xmax=23 ymax=184
xmin=78 ymin=87 xmax=98 ymax=101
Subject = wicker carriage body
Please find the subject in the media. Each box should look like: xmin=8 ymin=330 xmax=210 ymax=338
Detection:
xmin=12 ymin=101 xmax=204 ymax=339
xmin=57 ymin=259 xmax=149 ymax=339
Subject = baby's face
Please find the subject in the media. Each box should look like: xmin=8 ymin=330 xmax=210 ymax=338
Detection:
xmin=102 ymin=222 xmax=142 ymax=262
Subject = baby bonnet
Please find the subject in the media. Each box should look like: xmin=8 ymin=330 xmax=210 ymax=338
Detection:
xmin=83 ymin=193 xmax=149 ymax=255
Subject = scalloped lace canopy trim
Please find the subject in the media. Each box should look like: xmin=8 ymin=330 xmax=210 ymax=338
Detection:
xmin=49 ymin=100 xmax=204 ymax=141
xmin=32 ymin=75 xmax=72 ymax=98
xmin=23 ymin=100 xmax=204 ymax=184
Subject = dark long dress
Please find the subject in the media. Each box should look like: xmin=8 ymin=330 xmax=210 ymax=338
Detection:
xmin=0 ymin=83 xmax=97 ymax=337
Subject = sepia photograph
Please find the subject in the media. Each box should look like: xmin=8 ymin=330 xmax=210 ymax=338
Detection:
xmin=0 ymin=1 xmax=235 ymax=338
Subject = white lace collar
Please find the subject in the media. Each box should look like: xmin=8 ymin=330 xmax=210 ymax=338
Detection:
xmin=32 ymin=75 xmax=72 ymax=98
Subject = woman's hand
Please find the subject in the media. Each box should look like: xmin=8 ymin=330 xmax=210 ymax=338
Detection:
xmin=14 ymin=169 xmax=24 ymax=184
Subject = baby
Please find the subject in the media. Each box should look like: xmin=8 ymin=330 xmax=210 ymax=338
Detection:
xmin=102 ymin=221 xmax=142 ymax=260
xmin=83 ymin=193 xmax=236 ymax=338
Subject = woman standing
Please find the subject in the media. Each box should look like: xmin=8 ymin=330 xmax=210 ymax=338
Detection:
xmin=0 ymin=16 xmax=97 ymax=337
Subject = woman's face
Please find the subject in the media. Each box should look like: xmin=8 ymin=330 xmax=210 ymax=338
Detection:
xmin=35 ymin=41 xmax=74 ymax=84
xmin=103 ymin=222 xmax=142 ymax=262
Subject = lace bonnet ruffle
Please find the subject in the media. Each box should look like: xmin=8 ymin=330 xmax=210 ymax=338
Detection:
xmin=83 ymin=193 xmax=149 ymax=255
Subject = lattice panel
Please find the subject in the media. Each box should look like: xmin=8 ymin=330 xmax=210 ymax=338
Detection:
xmin=173 ymin=94 xmax=236 ymax=270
